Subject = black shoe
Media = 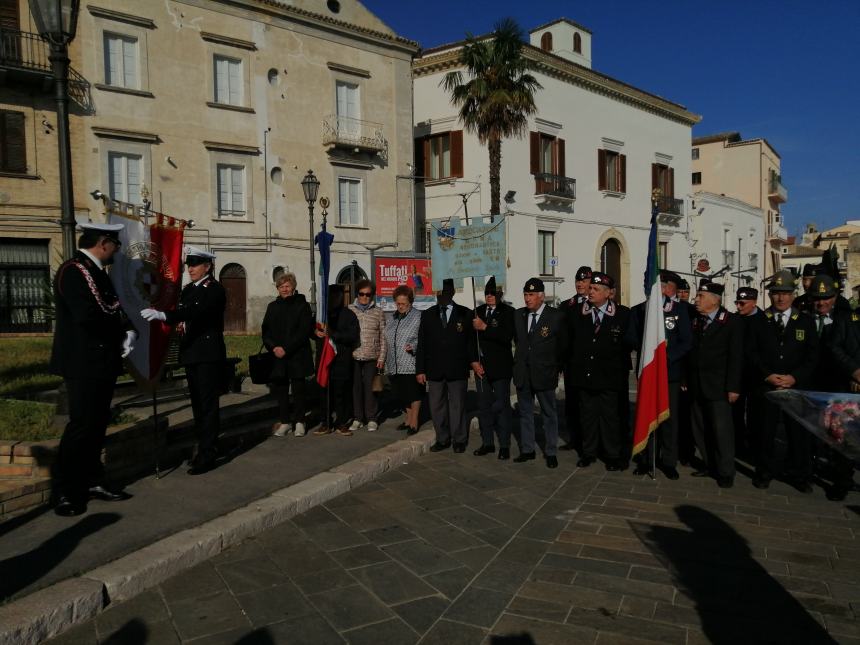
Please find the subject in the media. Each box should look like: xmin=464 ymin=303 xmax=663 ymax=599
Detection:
xmin=606 ymin=461 xmax=622 ymax=472
xmin=473 ymin=445 xmax=495 ymax=456
xmin=397 ymin=422 xmax=410 ymax=431
xmin=546 ymin=456 xmax=558 ymax=469
xmin=498 ymin=447 xmax=510 ymax=460
xmin=453 ymin=442 xmax=466 ymax=454
xmin=690 ymin=470 xmax=710 ymax=478
xmin=827 ymin=486 xmax=849 ymax=502
xmin=187 ymin=455 xmax=216 ymax=475
xmin=406 ymin=426 xmax=419 ymax=436
xmin=88 ymin=485 xmax=131 ymax=502
xmin=633 ymin=464 xmax=651 ymax=476
xmin=430 ymin=441 xmax=451 ymax=452
xmin=717 ymin=477 xmax=734 ymax=489
xmin=793 ymin=478 xmax=813 ymax=494
xmin=661 ymin=466 xmax=680 ymax=481
xmin=559 ymin=443 xmax=578 ymax=451
xmin=514 ymin=451 xmax=536 ymax=463
xmin=752 ymin=475 xmax=771 ymax=489
xmin=576 ymin=456 xmax=595 ymax=468
xmin=55 ymin=495 xmax=86 ymax=517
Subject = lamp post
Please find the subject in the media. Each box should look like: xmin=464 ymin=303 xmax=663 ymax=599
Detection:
xmin=301 ymin=169 xmax=320 ymax=316
xmin=29 ymin=0 xmax=80 ymax=260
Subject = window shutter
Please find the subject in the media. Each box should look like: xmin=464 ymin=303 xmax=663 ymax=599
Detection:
xmin=619 ymin=154 xmax=627 ymax=193
xmin=530 ymin=132 xmax=540 ymax=175
xmin=597 ymin=149 xmax=606 ymax=191
xmin=413 ymin=137 xmax=425 ymax=180
xmin=651 ymin=163 xmax=658 ymax=190
xmin=668 ymin=167 xmax=675 ymax=198
xmin=2 ymin=111 xmax=26 ymax=173
xmin=450 ymin=130 xmax=463 ymax=178
xmin=556 ymin=138 xmax=565 ymax=177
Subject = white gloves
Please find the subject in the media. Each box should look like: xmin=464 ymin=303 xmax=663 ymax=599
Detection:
xmin=140 ymin=308 xmax=166 ymax=322
xmin=121 ymin=330 xmax=137 ymax=358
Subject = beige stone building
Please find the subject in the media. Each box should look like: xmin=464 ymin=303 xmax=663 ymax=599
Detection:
xmin=691 ymin=131 xmax=788 ymax=281
xmin=0 ymin=0 xmax=418 ymax=332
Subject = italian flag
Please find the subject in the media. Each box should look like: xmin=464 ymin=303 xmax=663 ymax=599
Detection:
xmin=631 ymin=205 xmax=670 ymax=456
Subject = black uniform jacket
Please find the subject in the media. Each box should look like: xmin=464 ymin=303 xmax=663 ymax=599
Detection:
xmin=262 ymin=292 xmax=315 ymax=381
xmin=512 ymin=303 xmax=567 ymax=391
xmin=795 ymin=292 xmax=851 ymax=316
xmin=566 ymin=300 xmax=631 ymax=391
xmin=686 ymin=307 xmax=744 ymax=400
xmin=471 ymin=302 xmax=514 ymax=380
xmin=416 ymin=302 xmax=475 ymax=381
xmin=165 ymin=276 xmax=227 ymax=365
xmin=626 ymin=297 xmax=692 ymax=383
xmin=814 ymin=310 xmax=860 ymax=392
xmin=745 ymin=306 xmax=819 ymax=394
xmin=50 ymin=251 xmax=131 ymax=379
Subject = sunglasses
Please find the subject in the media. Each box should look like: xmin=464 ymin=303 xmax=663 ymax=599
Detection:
xmin=358 ymin=291 xmax=372 ymax=297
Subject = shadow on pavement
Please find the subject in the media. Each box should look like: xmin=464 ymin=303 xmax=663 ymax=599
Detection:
xmin=234 ymin=627 xmax=276 ymax=644
xmin=102 ymin=618 xmax=148 ymax=645
xmin=0 ymin=512 xmax=121 ymax=601
xmin=632 ymin=505 xmax=837 ymax=644
xmin=490 ymin=634 xmax=536 ymax=644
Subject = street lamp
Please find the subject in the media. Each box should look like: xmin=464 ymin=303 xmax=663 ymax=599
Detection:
xmin=301 ymin=169 xmax=320 ymax=316
xmin=29 ymin=0 xmax=81 ymax=261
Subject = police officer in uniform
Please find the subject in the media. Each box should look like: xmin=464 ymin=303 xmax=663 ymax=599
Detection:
xmin=561 ymin=266 xmax=592 ymax=453
xmin=51 ymin=223 xmax=136 ymax=516
xmin=142 ymin=246 xmax=227 ymax=474
xmin=795 ymin=263 xmax=852 ymax=315
xmin=471 ymin=276 xmax=515 ymax=460
xmin=746 ymin=270 xmax=819 ymax=491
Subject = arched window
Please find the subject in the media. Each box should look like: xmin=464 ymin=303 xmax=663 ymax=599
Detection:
xmin=335 ymin=263 xmax=368 ymax=302
xmin=600 ymin=239 xmax=622 ymax=303
xmin=573 ymin=32 xmax=582 ymax=54
xmin=220 ymin=263 xmax=247 ymax=332
xmin=540 ymin=32 xmax=553 ymax=52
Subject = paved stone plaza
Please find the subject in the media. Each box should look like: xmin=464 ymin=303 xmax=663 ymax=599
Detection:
xmin=47 ymin=451 xmax=859 ymax=644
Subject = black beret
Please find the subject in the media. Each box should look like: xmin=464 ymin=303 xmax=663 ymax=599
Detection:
xmin=735 ymin=287 xmax=758 ymax=301
xmin=484 ymin=275 xmax=498 ymax=295
xmin=591 ymin=272 xmax=615 ymax=288
xmin=698 ymin=281 xmax=724 ymax=296
xmin=659 ymin=270 xmax=682 ymax=287
xmin=523 ymin=278 xmax=545 ymax=293
xmin=802 ymin=263 xmax=818 ymax=277
xmin=678 ymin=279 xmax=690 ymax=290
xmin=575 ymin=266 xmax=593 ymax=281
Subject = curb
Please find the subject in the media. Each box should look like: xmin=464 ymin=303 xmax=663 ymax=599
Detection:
xmin=0 ymin=429 xmax=436 ymax=645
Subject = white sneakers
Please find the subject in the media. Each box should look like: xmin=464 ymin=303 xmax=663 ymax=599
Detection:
xmin=273 ymin=423 xmax=291 ymax=437
xmin=349 ymin=419 xmax=363 ymax=432
xmin=294 ymin=422 xmax=306 ymax=437
xmin=367 ymin=421 xmax=378 ymax=432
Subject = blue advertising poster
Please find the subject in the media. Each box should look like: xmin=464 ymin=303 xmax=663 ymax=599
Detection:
xmin=430 ymin=216 xmax=507 ymax=291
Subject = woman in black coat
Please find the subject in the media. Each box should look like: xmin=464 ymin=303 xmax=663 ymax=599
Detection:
xmin=262 ymin=273 xmax=314 ymax=437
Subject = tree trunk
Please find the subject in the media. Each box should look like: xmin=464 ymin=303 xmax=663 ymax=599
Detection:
xmin=488 ymin=135 xmax=502 ymax=221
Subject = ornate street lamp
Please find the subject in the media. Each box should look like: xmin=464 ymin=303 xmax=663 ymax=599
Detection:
xmin=301 ymin=170 xmax=320 ymax=316
xmin=29 ymin=0 xmax=81 ymax=260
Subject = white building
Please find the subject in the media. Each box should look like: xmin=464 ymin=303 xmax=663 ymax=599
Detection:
xmin=412 ymin=18 xmax=701 ymax=306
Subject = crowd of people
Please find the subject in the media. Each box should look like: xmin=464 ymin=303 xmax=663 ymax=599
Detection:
xmin=50 ymin=224 xmax=857 ymax=517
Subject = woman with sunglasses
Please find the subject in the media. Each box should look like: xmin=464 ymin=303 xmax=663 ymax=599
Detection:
xmin=348 ymin=279 xmax=386 ymax=432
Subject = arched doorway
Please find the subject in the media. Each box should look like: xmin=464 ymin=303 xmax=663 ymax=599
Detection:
xmin=601 ymin=238 xmax=622 ymax=304
xmin=335 ymin=262 xmax=367 ymax=303
xmin=220 ymin=263 xmax=247 ymax=332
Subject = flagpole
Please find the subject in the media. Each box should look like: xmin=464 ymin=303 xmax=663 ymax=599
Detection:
xmin=153 ymin=390 xmax=162 ymax=478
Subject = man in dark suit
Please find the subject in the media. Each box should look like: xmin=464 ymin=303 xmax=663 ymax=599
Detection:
xmin=416 ymin=278 xmax=473 ymax=453
xmin=567 ymin=272 xmax=631 ymax=471
xmin=733 ymin=286 xmax=763 ymax=460
xmin=471 ymin=276 xmax=515 ymax=460
xmin=628 ymin=270 xmax=692 ymax=480
xmin=687 ymin=281 xmax=744 ymax=488
xmin=795 ymin=263 xmax=852 ymax=315
xmin=746 ymin=270 xmax=819 ymax=491
xmin=560 ymin=266 xmax=592 ymax=453
xmin=50 ymin=223 xmax=136 ymax=516
xmin=512 ymin=278 xmax=567 ymax=468
xmin=142 ymin=246 xmax=227 ymax=474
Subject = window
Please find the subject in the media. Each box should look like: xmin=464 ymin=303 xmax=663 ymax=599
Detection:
xmin=540 ymin=32 xmax=553 ymax=51
xmin=691 ymin=147 xmax=699 ymax=160
xmin=336 ymin=80 xmax=360 ymax=135
xmin=692 ymin=172 xmax=702 ymax=185
xmin=416 ymin=131 xmax=463 ymax=180
xmin=598 ymin=149 xmax=626 ymax=193
xmin=658 ymin=241 xmax=668 ymax=269
xmin=537 ymin=230 xmax=555 ymax=276
xmin=530 ymin=132 xmax=566 ymax=176
xmin=429 ymin=134 xmax=450 ymax=179
xmin=217 ymin=164 xmax=245 ymax=217
xmin=573 ymin=32 xmax=582 ymax=54
xmin=103 ymin=32 xmax=138 ymax=88
xmin=651 ymin=163 xmax=674 ymax=198
xmin=338 ymin=177 xmax=362 ymax=226
xmin=600 ymin=238 xmax=622 ymax=303
xmin=108 ymin=152 xmax=142 ymax=203
xmin=214 ymin=55 xmax=242 ymax=105
xmin=0 ymin=110 xmax=26 ymax=173
xmin=0 ymin=239 xmax=51 ymax=333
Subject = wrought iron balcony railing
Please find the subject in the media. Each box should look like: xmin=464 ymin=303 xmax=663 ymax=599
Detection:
xmin=534 ymin=173 xmax=576 ymax=200
xmin=322 ymin=115 xmax=387 ymax=158
xmin=655 ymin=195 xmax=684 ymax=216
xmin=768 ymin=177 xmax=788 ymax=203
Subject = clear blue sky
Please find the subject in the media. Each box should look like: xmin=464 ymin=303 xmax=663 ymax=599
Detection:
xmin=364 ymin=0 xmax=860 ymax=236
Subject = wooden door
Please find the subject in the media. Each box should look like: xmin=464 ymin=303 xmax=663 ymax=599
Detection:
xmin=220 ymin=263 xmax=246 ymax=332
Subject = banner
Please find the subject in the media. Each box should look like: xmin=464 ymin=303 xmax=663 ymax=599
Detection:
xmin=374 ymin=256 xmax=436 ymax=312
xmin=429 ymin=217 xmax=506 ymax=290
xmin=108 ymin=207 xmax=185 ymax=390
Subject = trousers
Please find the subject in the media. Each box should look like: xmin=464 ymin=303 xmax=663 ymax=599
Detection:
xmin=186 ymin=363 xmax=222 ymax=458
xmin=477 ymin=377 xmax=512 ymax=448
xmin=428 ymin=379 xmax=467 ymax=444
xmin=517 ymin=380 xmax=559 ymax=456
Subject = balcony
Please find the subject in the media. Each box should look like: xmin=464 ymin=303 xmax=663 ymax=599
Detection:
xmin=768 ymin=176 xmax=788 ymax=203
xmin=0 ymin=29 xmax=92 ymax=112
xmin=655 ymin=195 xmax=684 ymax=226
xmin=533 ymin=173 xmax=576 ymax=206
xmin=768 ymin=223 xmax=789 ymax=242
xmin=322 ymin=115 xmax=387 ymax=159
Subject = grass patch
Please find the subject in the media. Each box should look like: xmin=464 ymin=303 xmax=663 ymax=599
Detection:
xmin=225 ymin=334 xmax=262 ymax=377
xmin=0 ymin=338 xmax=61 ymax=397
xmin=0 ymin=399 xmax=57 ymax=441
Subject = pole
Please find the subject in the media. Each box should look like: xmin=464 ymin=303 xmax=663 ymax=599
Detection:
xmin=153 ymin=390 xmax=161 ymax=478
xmin=308 ymin=202 xmax=316 ymax=317
xmin=50 ymin=43 xmax=76 ymax=260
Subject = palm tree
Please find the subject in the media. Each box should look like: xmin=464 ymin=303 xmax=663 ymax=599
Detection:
xmin=442 ymin=18 xmax=541 ymax=220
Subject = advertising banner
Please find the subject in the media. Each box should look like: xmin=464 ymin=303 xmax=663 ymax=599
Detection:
xmin=374 ymin=256 xmax=435 ymax=311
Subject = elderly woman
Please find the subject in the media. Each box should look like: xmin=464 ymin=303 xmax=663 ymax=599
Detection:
xmin=261 ymin=272 xmax=314 ymax=437
xmin=384 ymin=285 xmax=423 ymax=435
xmin=348 ymin=279 xmax=386 ymax=432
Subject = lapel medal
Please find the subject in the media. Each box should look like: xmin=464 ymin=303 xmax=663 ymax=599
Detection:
xmin=796 ymin=329 xmax=805 ymax=341
xmin=540 ymin=325 xmax=550 ymax=337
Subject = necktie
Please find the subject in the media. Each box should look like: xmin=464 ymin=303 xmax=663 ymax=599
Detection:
xmin=818 ymin=315 xmax=826 ymax=336
xmin=440 ymin=306 xmax=448 ymax=328
xmin=487 ymin=307 xmax=494 ymax=320
xmin=775 ymin=313 xmax=785 ymax=334
xmin=529 ymin=313 xmax=538 ymax=334
xmin=593 ymin=310 xmax=602 ymax=333
xmin=702 ymin=315 xmax=711 ymax=331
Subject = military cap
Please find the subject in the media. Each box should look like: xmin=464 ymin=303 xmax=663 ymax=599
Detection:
xmin=659 ymin=270 xmax=682 ymax=287
xmin=591 ymin=272 xmax=615 ymax=288
xmin=440 ymin=278 xmax=455 ymax=297
xmin=523 ymin=277 xmax=545 ymax=293
xmin=80 ymin=222 xmax=123 ymax=244
xmin=484 ymin=275 xmax=501 ymax=296
xmin=802 ymin=263 xmax=818 ymax=277
xmin=767 ymin=269 xmax=798 ymax=293
xmin=575 ymin=266 xmax=593 ymax=281
xmin=698 ymin=281 xmax=724 ymax=296
xmin=678 ymin=278 xmax=690 ymax=291
xmin=809 ymin=274 xmax=837 ymax=299
xmin=736 ymin=287 xmax=758 ymax=301
xmin=183 ymin=245 xmax=216 ymax=266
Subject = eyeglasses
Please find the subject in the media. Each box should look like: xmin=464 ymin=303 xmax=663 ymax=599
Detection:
xmin=358 ymin=291 xmax=372 ymax=297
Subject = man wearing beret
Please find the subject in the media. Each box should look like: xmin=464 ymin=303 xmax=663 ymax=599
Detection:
xmin=792 ymin=263 xmax=819 ymax=315
xmin=732 ymin=286 xmax=762 ymax=459
xmin=687 ymin=280 xmax=744 ymax=488
xmin=142 ymin=246 xmax=227 ymax=474
xmin=746 ymin=270 xmax=819 ymax=491
xmin=471 ymin=276 xmax=515 ymax=460
xmin=627 ymin=270 xmax=692 ymax=479
xmin=51 ymin=223 xmax=136 ymax=516
xmin=567 ymin=272 xmax=632 ymax=471
xmin=561 ymin=266 xmax=592 ymax=453
xmin=512 ymin=278 xmax=568 ymax=467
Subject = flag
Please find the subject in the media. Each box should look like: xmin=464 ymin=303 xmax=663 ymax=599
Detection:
xmin=316 ymin=335 xmax=337 ymax=388
xmin=315 ymin=220 xmax=335 ymax=387
xmin=631 ymin=203 xmax=670 ymax=456
xmin=108 ymin=206 xmax=185 ymax=390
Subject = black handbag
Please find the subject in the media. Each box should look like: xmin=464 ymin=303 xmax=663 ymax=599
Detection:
xmin=249 ymin=345 xmax=274 ymax=384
